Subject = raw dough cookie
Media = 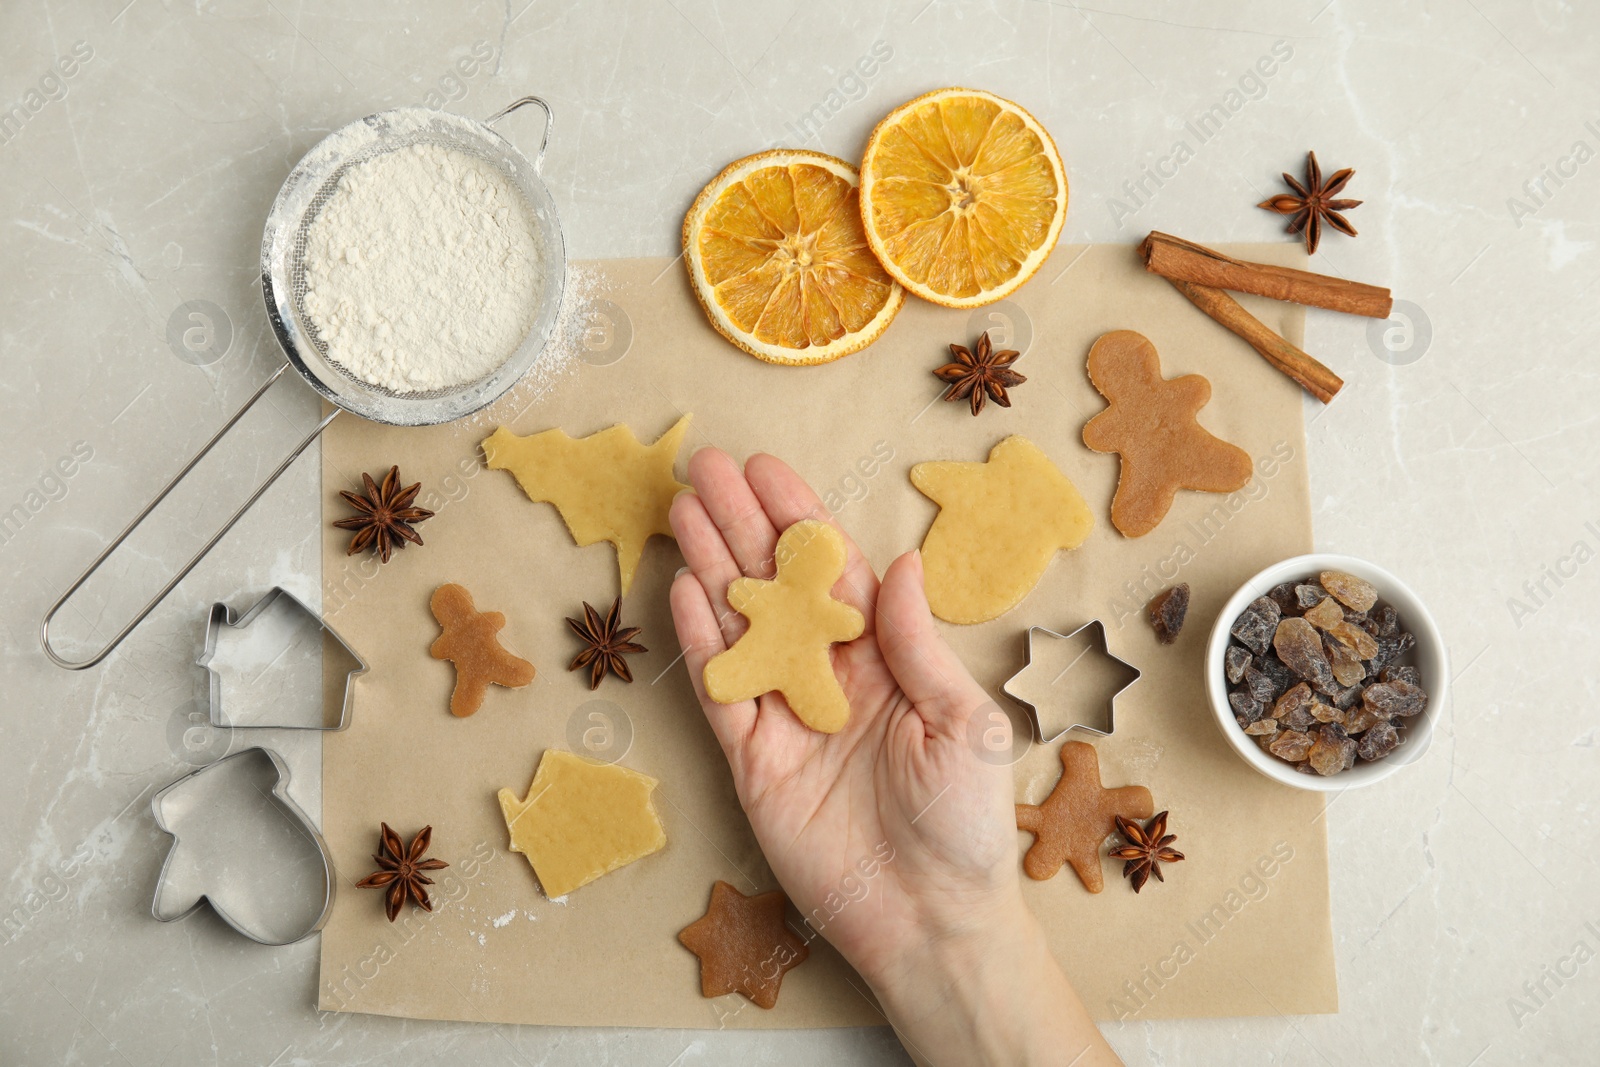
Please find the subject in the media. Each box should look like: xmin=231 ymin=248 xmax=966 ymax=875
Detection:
xmin=910 ymin=436 xmax=1094 ymax=625
xmin=429 ymin=583 xmax=535 ymax=717
xmin=1015 ymin=740 xmax=1153 ymax=893
xmin=678 ymin=880 xmax=810 ymax=1009
xmin=482 ymin=415 xmax=692 ymax=594
xmin=497 ymin=749 xmax=666 ymax=898
xmin=702 ymin=520 xmax=865 ymax=734
xmin=1081 ymin=330 xmax=1251 ymax=538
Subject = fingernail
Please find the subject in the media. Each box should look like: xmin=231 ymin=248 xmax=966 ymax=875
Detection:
xmin=674 ymin=566 xmax=690 ymax=579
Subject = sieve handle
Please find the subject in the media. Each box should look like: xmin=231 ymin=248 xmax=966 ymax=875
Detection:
xmin=40 ymin=363 xmax=340 ymax=671
xmin=485 ymin=95 xmax=553 ymax=168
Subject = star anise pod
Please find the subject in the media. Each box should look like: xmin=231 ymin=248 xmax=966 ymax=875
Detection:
xmin=1257 ymin=150 xmax=1361 ymax=255
xmin=333 ymin=466 xmax=434 ymax=563
xmin=1110 ymin=810 xmax=1185 ymax=893
xmin=354 ymin=823 xmax=449 ymax=922
xmin=566 ymin=597 xmax=646 ymax=689
xmin=934 ymin=331 xmax=1026 ymax=416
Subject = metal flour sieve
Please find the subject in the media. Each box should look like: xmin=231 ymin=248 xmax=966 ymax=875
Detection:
xmin=43 ymin=97 xmax=566 ymax=669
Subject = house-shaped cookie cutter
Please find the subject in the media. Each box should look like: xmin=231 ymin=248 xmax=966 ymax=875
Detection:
xmin=198 ymin=587 xmax=366 ymax=731
xmin=150 ymin=746 xmax=336 ymax=946
xmin=1002 ymin=620 xmax=1141 ymax=743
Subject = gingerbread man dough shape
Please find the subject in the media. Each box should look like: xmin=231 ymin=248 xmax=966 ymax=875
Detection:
xmin=1081 ymin=330 xmax=1252 ymax=538
xmin=702 ymin=520 xmax=865 ymax=734
xmin=1015 ymin=740 xmax=1153 ymax=893
xmin=429 ymin=583 xmax=535 ymax=717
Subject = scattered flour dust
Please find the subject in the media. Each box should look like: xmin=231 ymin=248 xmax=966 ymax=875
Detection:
xmin=492 ymin=909 xmax=516 ymax=928
xmin=302 ymin=141 xmax=545 ymax=393
xmin=449 ymin=260 xmax=604 ymax=438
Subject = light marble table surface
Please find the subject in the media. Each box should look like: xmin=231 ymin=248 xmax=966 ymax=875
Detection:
xmin=3 ymin=1 xmax=1596 ymax=1064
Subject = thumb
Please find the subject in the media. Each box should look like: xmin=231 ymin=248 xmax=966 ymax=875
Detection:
xmin=875 ymin=551 xmax=990 ymax=733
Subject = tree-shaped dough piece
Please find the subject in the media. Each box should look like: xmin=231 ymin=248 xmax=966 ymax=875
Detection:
xmin=429 ymin=583 xmax=535 ymax=717
xmin=482 ymin=415 xmax=692 ymax=594
xmin=910 ymin=435 xmax=1094 ymax=625
xmin=1081 ymin=330 xmax=1252 ymax=538
xmin=1015 ymin=740 xmax=1153 ymax=893
xmin=702 ymin=520 xmax=865 ymax=734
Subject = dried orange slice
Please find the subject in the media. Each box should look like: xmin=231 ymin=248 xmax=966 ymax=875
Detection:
xmin=684 ymin=150 xmax=904 ymax=365
xmin=859 ymin=88 xmax=1068 ymax=308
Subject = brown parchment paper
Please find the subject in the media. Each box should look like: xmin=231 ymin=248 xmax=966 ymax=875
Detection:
xmin=318 ymin=244 xmax=1337 ymax=1028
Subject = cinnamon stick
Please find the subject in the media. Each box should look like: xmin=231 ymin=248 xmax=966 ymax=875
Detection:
xmin=1141 ymin=232 xmax=1392 ymax=319
xmin=1164 ymin=277 xmax=1344 ymax=403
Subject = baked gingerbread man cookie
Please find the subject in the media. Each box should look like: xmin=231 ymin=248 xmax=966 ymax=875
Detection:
xmin=1081 ymin=330 xmax=1252 ymax=538
xmin=1015 ymin=740 xmax=1153 ymax=893
xmin=429 ymin=583 xmax=535 ymax=717
xmin=702 ymin=520 xmax=865 ymax=734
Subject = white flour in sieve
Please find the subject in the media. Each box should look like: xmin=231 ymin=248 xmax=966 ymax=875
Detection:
xmin=301 ymin=142 xmax=544 ymax=393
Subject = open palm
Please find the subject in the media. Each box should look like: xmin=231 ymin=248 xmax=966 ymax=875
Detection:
xmin=668 ymin=448 xmax=1022 ymax=987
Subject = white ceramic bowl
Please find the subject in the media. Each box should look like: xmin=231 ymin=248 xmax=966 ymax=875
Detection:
xmin=1205 ymin=553 xmax=1448 ymax=791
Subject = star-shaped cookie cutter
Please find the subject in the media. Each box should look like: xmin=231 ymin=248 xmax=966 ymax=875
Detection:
xmin=1002 ymin=620 xmax=1141 ymax=742
xmin=198 ymin=587 xmax=367 ymax=731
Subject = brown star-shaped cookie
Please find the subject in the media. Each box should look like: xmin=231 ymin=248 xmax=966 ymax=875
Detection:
xmin=1015 ymin=740 xmax=1154 ymax=893
xmin=1081 ymin=330 xmax=1252 ymax=538
xmin=678 ymin=881 xmax=809 ymax=1009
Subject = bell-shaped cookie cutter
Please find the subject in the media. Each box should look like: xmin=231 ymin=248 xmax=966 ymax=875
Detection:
xmin=198 ymin=587 xmax=366 ymax=731
xmin=1002 ymin=620 xmax=1141 ymax=742
xmin=150 ymin=746 xmax=336 ymax=946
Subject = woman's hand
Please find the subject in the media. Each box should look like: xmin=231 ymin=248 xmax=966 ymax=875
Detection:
xmin=667 ymin=448 xmax=1118 ymax=1067
xmin=668 ymin=446 xmax=1013 ymax=978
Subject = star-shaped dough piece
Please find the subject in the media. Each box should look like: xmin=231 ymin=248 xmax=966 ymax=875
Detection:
xmin=1015 ymin=740 xmax=1153 ymax=893
xmin=702 ymin=520 xmax=865 ymax=734
xmin=429 ymin=583 xmax=535 ymax=717
xmin=497 ymin=749 xmax=666 ymax=898
xmin=483 ymin=415 xmax=692 ymax=594
xmin=679 ymin=881 xmax=810 ymax=1009
xmin=910 ymin=436 xmax=1094 ymax=625
xmin=1081 ymin=331 xmax=1251 ymax=538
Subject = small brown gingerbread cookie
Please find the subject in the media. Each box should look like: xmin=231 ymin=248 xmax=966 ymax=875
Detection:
xmin=429 ymin=583 xmax=535 ymax=717
xmin=678 ymin=881 xmax=809 ymax=1009
xmin=1081 ymin=330 xmax=1252 ymax=538
xmin=1015 ymin=740 xmax=1154 ymax=893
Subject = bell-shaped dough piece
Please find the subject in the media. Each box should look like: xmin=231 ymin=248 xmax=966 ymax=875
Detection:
xmin=702 ymin=520 xmax=865 ymax=733
xmin=911 ymin=436 xmax=1094 ymax=624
